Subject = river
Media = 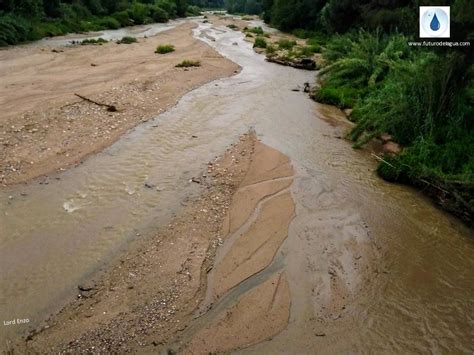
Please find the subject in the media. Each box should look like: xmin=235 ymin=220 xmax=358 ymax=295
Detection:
xmin=1 ymin=18 xmax=473 ymax=352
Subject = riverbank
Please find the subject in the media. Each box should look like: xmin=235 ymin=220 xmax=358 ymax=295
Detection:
xmin=0 ymin=21 xmax=239 ymax=186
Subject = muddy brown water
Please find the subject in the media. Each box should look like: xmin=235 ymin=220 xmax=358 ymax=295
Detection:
xmin=1 ymin=19 xmax=473 ymax=352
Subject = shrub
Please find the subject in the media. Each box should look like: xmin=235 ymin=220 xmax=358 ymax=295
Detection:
xmin=150 ymin=6 xmax=169 ymax=23
xmin=266 ymin=44 xmax=277 ymax=55
xmin=155 ymin=44 xmax=175 ymax=53
xmin=81 ymin=37 xmax=108 ymax=45
xmin=96 ymin=17 xmax=120 ymax=29
xmin=313 ymin=84 xmax=364 ymax=109
xmin=117 ymin=36 xmax=137 ymax=44
xmin=227 ymin=24 xmax=238 ymax=30
xmin=127 ymin=2 xmax=150 ymax=25
xmin=175 ymin=59 xmax=201 ymax=67
xmin=186 ymin=5 xmax=201 ymax=16
xmin=112 ymin=10 xmax=132 ymax=26
xmin=253 ymin=36 xmax=267 ymax=48
xmin=247 ymin=26 xmax=264 ymax=35
xmin=277 ymin=38 xmax=297 ymax=50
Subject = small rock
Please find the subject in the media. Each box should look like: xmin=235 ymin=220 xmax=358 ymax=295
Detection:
xmin=144 ymin=182 xmax=155 ymax=189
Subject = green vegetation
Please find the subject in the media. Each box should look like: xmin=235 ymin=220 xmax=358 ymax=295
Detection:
xmin=117 ymin=36 xmax=137 ymax=44
xmin=233 ymin=0 xmax=474 ymax=222
xmin=0 ymin=0 xmax=207 ymax=46
xmin=246 ymin=26 xmax=264 ymax=35
xmin=226 ymin=24 xmax=239 ymax=30
xmin=155 ymin=44 xmax=175 ymax=53
xmin=175 ymin=59 xmax=201 ymax=67
xmin=81 ymin=37 xmax=108 ymax=45
xmin=253 ymin=36 xmax=267 ymax=48
xmin=276 ymin=38 xmax=296 ymax=50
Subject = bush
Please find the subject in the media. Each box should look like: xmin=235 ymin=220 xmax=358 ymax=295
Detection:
xmin=227 ymin=24 xmax=238 ymax=30
xmin=313 ymin=84 xmax=364 ymax=109
xmin=186 ymin=5 xmax=201 ymax=16
xmin=253 ymin=36 xmax=267 ymax=48
xmin=150 ymin=6 xmax=169 ymax=23
xmin=277 ymin=38 xmax=297 ymax=50
xmin=81 ymin=37 xmax=108 ymax=45
xmin=175 ymin=59 xmax=201 ymax=67
xmin=247 ymin=26 xmax=264 ymax=35
xmin=127 ymin=2 xmax=150 ymax=24
xmin=96 ymin=16 xmax=120 ymax=29
xmin=117 ymin=36 xmax=137 ymax=44
xmin=112 ymin=10 xmax=132 ymax=26
xmin=266 ymin=44 xmax=277 ymax=55
xmin=155 ymin=44 xmax=175 ymax=53
xmin=0 ymin=14 xmax=39 ymax=46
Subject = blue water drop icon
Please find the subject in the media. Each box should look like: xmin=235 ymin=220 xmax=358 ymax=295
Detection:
xmin=430 ymin=13 xmax=440 ymax=31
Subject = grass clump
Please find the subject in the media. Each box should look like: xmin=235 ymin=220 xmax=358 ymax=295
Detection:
xmin=253 ymin=36 xmax=267 ymax=48
xmin=247 ymin=26 xmax=264 ymax=35
xmin=155 ymin=44 xmax=175 ymax=54
xmin=80 ymin=37 xmax=108 ymax=45
xmin=175 ymin=59 xmax=201 ymax=68
xmin=266 ymin=44 xmax=277 ymax=56
xmin=117 ymin=36 xmax=137 ymax=44
xmin=226 ymin=24 xmax=238 ymax=30
xmin=277 ymin=38 xmax=297 ymax=50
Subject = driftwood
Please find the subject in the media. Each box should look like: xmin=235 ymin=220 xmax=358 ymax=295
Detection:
xmin=74 ymin=93 xmax=117 ymax=112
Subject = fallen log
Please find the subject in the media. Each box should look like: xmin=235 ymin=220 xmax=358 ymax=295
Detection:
xmin=266 ymin=56 xmax=316 ymax=70
xmin=74 ymin=93 xmax=117 ymax=112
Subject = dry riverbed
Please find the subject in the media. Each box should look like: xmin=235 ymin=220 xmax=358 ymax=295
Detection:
xmin=0 ymin=22 xmax=239 ymax=186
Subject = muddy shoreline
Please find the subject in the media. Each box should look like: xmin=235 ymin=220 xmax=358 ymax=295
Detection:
xmin=0 ymin=21 xmax=240 ymax=186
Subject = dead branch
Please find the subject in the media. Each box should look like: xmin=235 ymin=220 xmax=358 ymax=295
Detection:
xmin=74 ymin=93 xmax=117 ymax=112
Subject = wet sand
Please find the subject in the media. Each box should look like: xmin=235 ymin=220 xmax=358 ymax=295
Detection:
xmin=0 ymin=22 xmax=239 ymax=185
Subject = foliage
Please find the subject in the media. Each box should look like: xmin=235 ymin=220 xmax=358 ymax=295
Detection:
xmin=117 ymin=36 xmax=137 ymax=44
xmin=0 ymin=0 xmax=199 ymax=46
xmin=253 ymin=36 xmax=267 ymax=48
xmin=245 ymin=26 xmax=264 ymax=35
xmin=175 ymin=59 xmax=201 ymax=67
xmin=81 ymin=37 xmax=108 ymax=45
xmin=276 ymin=38 xmax=296 ymax=50
xmin=155 ymin=44 xmax=175 ymax=53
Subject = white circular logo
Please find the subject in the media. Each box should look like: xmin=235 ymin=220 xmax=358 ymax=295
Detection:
xmin=421 ymin=8 xmax=449 ymax=37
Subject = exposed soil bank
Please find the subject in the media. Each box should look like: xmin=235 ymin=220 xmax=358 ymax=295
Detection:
xmin=0 ymin=22 xmax=239 ymax=186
